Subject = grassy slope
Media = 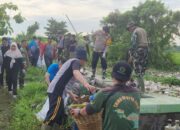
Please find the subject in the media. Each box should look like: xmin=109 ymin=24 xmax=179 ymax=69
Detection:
xmin=9 ymin=67 xmax=47 ymax=130
xmin=0 ymin=89 xmax=13 ymax=130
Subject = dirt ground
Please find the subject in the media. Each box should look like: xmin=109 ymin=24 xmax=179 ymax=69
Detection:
xmin=0 ymin=88 xmax=13 ymax=130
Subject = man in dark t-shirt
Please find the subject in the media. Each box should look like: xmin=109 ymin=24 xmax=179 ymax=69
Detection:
xmin=41 ymin=48 xmax=95 ymax=130
xmin=71 ymin=61 xmax=140 ymax=130
xmin=0 ymin=37 xmax=10 ymax=87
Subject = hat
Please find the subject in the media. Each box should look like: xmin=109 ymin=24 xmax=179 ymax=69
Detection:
xmin=112 ymin=61 xmax=132 ymax=81
xmin=126 ymin=21 xmax=136 ymax=30
xmin=76 ymin=47 xmax=87 ymax=61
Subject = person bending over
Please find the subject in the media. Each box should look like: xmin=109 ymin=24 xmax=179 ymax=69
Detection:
xmin=71 ymin=61 xmax=140 ymax=130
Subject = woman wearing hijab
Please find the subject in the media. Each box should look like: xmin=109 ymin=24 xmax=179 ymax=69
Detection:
xmin=4 ymin=42 xmax=23 ymax=98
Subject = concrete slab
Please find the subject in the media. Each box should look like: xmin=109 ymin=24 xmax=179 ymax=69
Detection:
xmin=85 ymin=70 xmax=180 ymax=114
xmin=141 ymin=93 xmax=180 ymax=114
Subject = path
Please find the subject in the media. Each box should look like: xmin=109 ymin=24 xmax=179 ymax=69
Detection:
xmin=0 ymin=88 xmax=13 ymax=130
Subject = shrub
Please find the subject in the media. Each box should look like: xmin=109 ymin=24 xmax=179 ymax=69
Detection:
xmin=9 ymin=66 xmax=47 ymax=130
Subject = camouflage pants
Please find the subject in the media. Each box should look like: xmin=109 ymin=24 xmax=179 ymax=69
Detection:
xmin=131 ymin=47 xmax=148 ymax=77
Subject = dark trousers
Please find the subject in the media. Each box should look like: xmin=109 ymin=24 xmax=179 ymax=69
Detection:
xmin=7 ymin=69 xmax=19 ymax=95
xmin=44 ymin=94 xmax=66 ymax=126
xmin=0 ymin=63 xmax=8 ymax=86
xmin=58 ymin=48 xmax=63 ymax=56
xmin=92 ymin=51 xmax=107 ymax=71
xmin=19 ymin=69 xmax=25 ymax=88
xmin=31 ymin=55 xmax=39 ymax=66
xmin=44 ymin=56 xmax=53 ymax=69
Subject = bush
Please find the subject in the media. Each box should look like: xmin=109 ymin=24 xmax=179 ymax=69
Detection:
xmin=167 ymin=52 xmax=180 ymax=65
xmin=144 ymin=75 xmax=180 ymax=86
xmin=9 ymin=82 xmax=47 ymax=130
xmin=107 ymin=41 xmax=130 ymax=66
xmin=9 ymin=66 xmax=47 ymax=130
xmin=25 ymin=67 xmax=45 ymax=82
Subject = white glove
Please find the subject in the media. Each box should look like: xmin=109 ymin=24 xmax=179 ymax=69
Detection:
xmin=10 ymin=59 xmax=15 ymax=69
xmin=90 ymin=42 xmax=94 ymax=48
xmin=102 ymin=52 xmax=106 ymax=58
xmin=22 ymin=69 xmax=26 ymax=74
xmin=102 ymin=46 xmax=108 ymax=58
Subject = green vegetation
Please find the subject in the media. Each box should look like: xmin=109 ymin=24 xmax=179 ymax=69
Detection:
xmin=26 ymin=22 xmax=40 ymax=39
xmin=168 ymin=52 xmax=180 ymax=65
xmin=25 ymin=67 xmax=45 ymax=82
xmin=105 ymin=67 xmax=180 ymax=86
xmin=144 ymin=74 xmax=180 ymax=86
xmin=1 ymin=1 xmax=180 ymax=130
xmin=9 ymin=82 xmax=46 ymax=130
xmin=9 ymin=67 xmax=74 ymax=130
xmin=44 ymin=18 xmax=68 ymax=40
xmin=0 ymin=2 xmax=24 ymax=35
xmin=16 ymin=22 xmax=40 ymax=42
xmin=9 ymin=67 xmax=46 ymax=130
xmin=102 ymin=0 xmax=180 ymax=69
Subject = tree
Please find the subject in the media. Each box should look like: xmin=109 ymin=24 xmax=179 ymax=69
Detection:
xmin=101 ymin=0 xmax=180 ymax=69
xmin=44 ymin=18 xmax=68 ymax=40
xmin=16 ymin=32 xmax=26 ymax=43
xmin=0 ymin=2 xmax=25 ymax=35
xmin=15 ymin=22 xmax=39 ymax=42
xmin=26 ymin=22 xmax=39 ymax=39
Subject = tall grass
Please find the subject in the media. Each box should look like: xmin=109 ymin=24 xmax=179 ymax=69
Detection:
xmin=9 ymin=67 xmax=47 ymax=130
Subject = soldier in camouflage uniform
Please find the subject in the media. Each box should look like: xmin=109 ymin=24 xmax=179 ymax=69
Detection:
xmin=127 ymin=21 xmax=148 ymax=93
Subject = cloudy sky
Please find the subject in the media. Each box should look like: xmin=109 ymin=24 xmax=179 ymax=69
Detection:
xmin=0 ymin=0 xmax=180 ymax=36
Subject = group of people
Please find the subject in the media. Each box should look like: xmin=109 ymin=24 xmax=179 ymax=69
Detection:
xmin=28 ymin=36 xmax=55 ymax=68
xmin=0 ymin=20 xmax=148 ymax=130
xmin=28 ymin=34 xmax=84 ymax=69
xmin=40 ymin=22 xmax=149 ymax=130
xmin=0 ymin=33 xmax=89 ymax=98
xmin=0 ymin=37 xmax=28 ymax=98
xmin=40 ymin=48 xmax=141 ymax=130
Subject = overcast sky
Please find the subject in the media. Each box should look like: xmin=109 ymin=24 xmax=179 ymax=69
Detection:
xmin=0 ymin=0 xmax=180 ymax=36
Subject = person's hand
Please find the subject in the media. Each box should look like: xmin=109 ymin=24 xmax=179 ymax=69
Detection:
xmin=84 ymin=83 xmax=96 ymax=93
xmin=102 ymin=52 xmax=106 ymax=58
xmin=69 ymin=92 xmax=79 ymax=102
xmin=22 ymin=69 xmax=26 ymax=74
xmin=70 ymin=108 xmax=80 ymax=117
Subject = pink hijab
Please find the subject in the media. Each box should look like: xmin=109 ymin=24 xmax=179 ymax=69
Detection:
xmin=5 ymin=42 xmax=23 ymax=58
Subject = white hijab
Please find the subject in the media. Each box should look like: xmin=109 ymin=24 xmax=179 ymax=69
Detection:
xmin=5 ymin=42 xmax=23 ymax=58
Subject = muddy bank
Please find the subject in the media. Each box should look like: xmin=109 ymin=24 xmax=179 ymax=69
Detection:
xmin=0 ymin=88 xmax=13 ymax=130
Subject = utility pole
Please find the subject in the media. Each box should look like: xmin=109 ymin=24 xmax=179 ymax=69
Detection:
xmin=65 ymin=14 xmax=78 ymax=35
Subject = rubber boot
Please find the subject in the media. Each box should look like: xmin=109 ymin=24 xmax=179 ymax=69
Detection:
xmin=41 ymin=124 xmax=53 ymax=130
xmin=137 ymin=76 xmax=145 ymax=93
xmin=102 ymin=70 xmax=106 ymax=80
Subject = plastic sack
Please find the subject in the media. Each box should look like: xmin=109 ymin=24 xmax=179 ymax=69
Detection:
xmin=36 ymin=97 xmax=49 ymax=121
xmin=37 ymin=55 xmax=46 ymax=69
